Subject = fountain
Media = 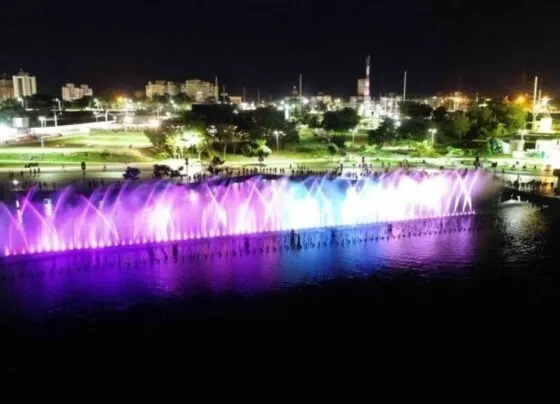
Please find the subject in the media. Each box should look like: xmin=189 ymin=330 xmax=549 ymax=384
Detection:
xmin=0 ymin=170 xmax=482 ymax=257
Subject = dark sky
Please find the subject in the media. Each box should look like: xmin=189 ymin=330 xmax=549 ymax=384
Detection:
xmin=1 ymin=0 xmax=559 ymax=99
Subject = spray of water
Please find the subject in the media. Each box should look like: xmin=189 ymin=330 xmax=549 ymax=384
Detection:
xmin=0 ymin=170 xmax=482 ymax=256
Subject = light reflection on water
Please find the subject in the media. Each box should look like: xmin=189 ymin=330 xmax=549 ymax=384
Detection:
xmin=0 ymin=203 xmax=555 ymax=320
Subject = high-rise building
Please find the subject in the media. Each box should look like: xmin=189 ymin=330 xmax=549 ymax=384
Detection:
xmin=357 ymin=78 xmax=367 ymax=97
xmin=13 ymin=71 xmax=37 ymax=98
xmin=145 ymin=81 xmax=166 ymax=98
xmin=0 ymin=74 xmax=14 ymax=100
xmin=358 ymin=56 xmax=372 ymax=117
xmin=167 ymin=82 xmax=180 ymax=96
xmin=145 ymin=81 xmax=180 ymax=98
xmin=61 ymin=83 xmax=93 ymax=101
xmin=182 ymin=79 xmax=217 ymax=102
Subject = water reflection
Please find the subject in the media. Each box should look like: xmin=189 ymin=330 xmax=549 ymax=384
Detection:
xmin=0 ymin=203 xmax=554 ymax=320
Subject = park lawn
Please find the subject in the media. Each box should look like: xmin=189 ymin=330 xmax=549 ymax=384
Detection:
xmin=0 ymin=147 xmax=154 ymax=164
xmin=0 ymin=130 xmax=156 ymax=165
xmin=5 ymin=130 xmax=151 ymax=150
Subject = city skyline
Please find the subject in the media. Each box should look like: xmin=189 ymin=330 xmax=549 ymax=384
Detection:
xmin=1 ymin=0 xmax=560 ymax=98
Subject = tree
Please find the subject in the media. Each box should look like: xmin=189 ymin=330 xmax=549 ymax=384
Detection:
xmin=467 ymin=100 xmax=526 ymax=139
xmin=433 ymin=106 xmax=448 ymax=123
xmin=486 ymin=137 xmax=503 ymax=155
xmin=490 ymin=101 xmax=526 ymax=134
xmin=446 ymin=113 xmax=471 ymax=143
xmin=322 ymin=107 xmax=359 ymax=133
xmin=396 ymin=119 xmax=430 ymax=141
xmin=400 ymin=101 xmax=433 ymax=119
xmin=208 ymin=123 xmax=237 ymax=159
xmin=368 ymin=119 xmax=396 ymax=147
xmin=330 ymin=134 xmax=346 ymax=148
xmin=25 ymin=93 xmax=56 ymax=109
xmin=173 ymin=93 xmax=191 ymax=105
xmin=70 ymin=96 xmax=93 ymax=109
xmin=327 ymin=143 xmax=339 ymax=156
xmin=253 ymin=106 xmax=285 ymax=137
xmin=144 ymin=123 xmax=180 ymax=156
xmin=255 ymin=140 xmax=271 ymax=164
xmin=467 ymin=103 xmax=496 ymax=139
xmin=194 ymin=137 xmax=210 ymax=162
xmin=0 ymin=99 xmax=25 ymax=124
xmin=151 ymin=94 xmax=171 ymax=104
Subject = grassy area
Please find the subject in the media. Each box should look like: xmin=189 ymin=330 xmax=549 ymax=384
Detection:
xmin=0 ymin=128 xmax=554 ymax=173
xmin=0 ymin=130 xmax=154 ymax=165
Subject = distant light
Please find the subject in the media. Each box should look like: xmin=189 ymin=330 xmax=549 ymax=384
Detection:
xmin=148 ymin=119 xmax=160 ymax=128
xmin=0 ymin=124 xmax=13 ymax=139
xmin=12 ymin=179 xmax=18 ymax=185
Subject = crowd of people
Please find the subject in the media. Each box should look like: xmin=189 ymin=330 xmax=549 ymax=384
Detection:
xmin=503 ymin=176 xmax=555 ymax=193
xmin=1 ymin=157 xmax=557 ymax=195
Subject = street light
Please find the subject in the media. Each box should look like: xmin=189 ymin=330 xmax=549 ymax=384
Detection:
xmin=53 ymin=98 xmax=61 ymax=111
xmin=429 ymin=128 xmax=437 ymax=147
xmin=38 ymin=116 xmax=47 ymax=148
xmin=273 ymin=130 xmax=284 ymax=151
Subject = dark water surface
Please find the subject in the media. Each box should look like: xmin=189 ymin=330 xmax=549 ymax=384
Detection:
xmin=1 ymin=202 xmax=558 ymax=333
xmin=2 ymin=202 xmax=559 ymax=398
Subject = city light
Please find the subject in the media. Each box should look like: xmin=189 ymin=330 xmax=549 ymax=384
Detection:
xmin=0 ymin=124 xmax=13 ymax=141
xmin=181 ymin=131 xmax=203 ymax=148
xmin=148 ymin=119 xmax=161 ymax=128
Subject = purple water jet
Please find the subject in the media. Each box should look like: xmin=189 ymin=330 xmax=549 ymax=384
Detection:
xmin=0 ymin=170 xmax=483 ymax=257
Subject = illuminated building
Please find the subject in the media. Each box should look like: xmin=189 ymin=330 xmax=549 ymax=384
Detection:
xmin=229 ymin=96 xmax=242 ymax=105
xmin=61 ymin=83 xmax=93 ymax=101
xmin=424 ymin=91 xmax=470 ymax=112
xmin=182 ymin=79 xmax=217 ymax=102
xmin=358 ymin=56 xmax=372 ymax=117
xmin=0 ymin=74 xmax=14 ymax=100
xmin=13 ymin=70 xmax=37 ymax=98
xmin=145 ymin=81 xmax=180 ymax=98
xmin=357 ymin=78 xmax=367 ymax=97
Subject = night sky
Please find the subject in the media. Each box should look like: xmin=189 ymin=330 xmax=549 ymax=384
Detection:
xmin=1 ymin=0 xmax=559 ymax=99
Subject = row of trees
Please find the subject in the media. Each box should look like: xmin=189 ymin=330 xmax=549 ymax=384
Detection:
xmin=0 ymin=99 xmax=25 ymax=124
xmin=144 ymin=103 xmax=365 ymax=160
xmin=145 ymin=105 xmax=295 ymax=161
xmin=368 ymin=100 xmax=527 ymax=150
